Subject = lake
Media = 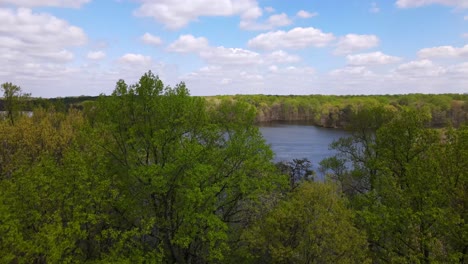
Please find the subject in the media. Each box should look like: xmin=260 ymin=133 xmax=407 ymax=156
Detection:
xmin=258 ymin=121 xmax=350 ymax=167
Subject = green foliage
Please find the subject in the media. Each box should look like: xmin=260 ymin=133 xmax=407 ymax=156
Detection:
xmin=211 ymin=93 xmax=468 ymax=128
xmin=1 ymin=82 xmax=30 ymax=125
xmin=326 ymin=107 xmax=468 ymax=263
xmin=90 ymin=71 xmax=285 ymax=262
xmin=0 ymin=75 xmax=286 ymax=263
xmin=0 ymin=109 xmax=115 ymax=263
xmin=1 ymin=77 xmax=466 ymax=263
xmin=243 ymin=181 xmax=370 ymax=263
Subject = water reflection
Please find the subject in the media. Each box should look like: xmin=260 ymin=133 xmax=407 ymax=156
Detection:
xmin=258 ymin=121 xmax=350 ymax=166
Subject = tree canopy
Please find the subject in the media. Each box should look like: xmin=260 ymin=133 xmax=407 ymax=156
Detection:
xmin=0 ymin=74 xmax=467 ymax=263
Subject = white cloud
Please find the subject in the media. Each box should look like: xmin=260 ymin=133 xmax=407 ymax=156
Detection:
xmin=268 ymin=65 xmax=279 ymax=72
xmin=396 ymin=0 xmax=468 ymax=8
xmin=334 ymin=34 xmax=380 ymax=55
xmin=395 ymin=59 xmax=446 ymax=77
xmin=347 ymin=52 xmax=402 ymax=65
xmin=200 ymin=47 xmax=262 ymax=66
xmin=183 ymin=64 xmax=318 ymax=95
xmin=87 ymin=51 xmax=106 ymax=60
xmin=265 ymin=50 xmax=301 ymax=64
xmin=3 ymin=3 xmax=466 ymax=97
xmin=248 ymin=27 xmax=335 ymax=50
xmin=464 ymin=15 xmax=468 ymax=20
xmin=418 ymin=44 xmax=468 ymax=58
xmin=296 ymin=10 xmax=318 ymax=18
xmin=241 ymin=12 xmax=292 ymax=30
xmin=462 ymin=33 xmax=468 ymax=38
xmin=54 ymin=50 xmax=75 ymax=61
xmin=0 ymin=8 xmax=87 ymax=50
xmin=133 ymin=0 xmax=262 ymax=29
xmin=169 ymin=35 xmax=300 ymax=68
xmin=141 ymin=33 xmax=163 ymax=46
xmin=448 ymin=62 xmax=468 ymax=75
xmin=0 ymin=8 xmax=93 ymax=96
xmin=1 ymin=61 xmax=179 ymax=97
xmin=325 ymin=61 xmax=468 ymax=94
xmin=266 ymin=13 xmax=292 ymax=27
xmin=167 ymin=34 xmax=209 ymax=53
xmin=0 ymin=7 xmax=87 ymax=87
xmin=370 ymin=2 xmax=380 ymax=13
xmin=330 ymin=66 xmax=374 ymax=77
xmin=183 ymin=65 xmax=264 ymax=94
xmin=118 ymin=53 xmax=152 ymax=65
xmin=0 ymin=0 xmax=90 ymax=8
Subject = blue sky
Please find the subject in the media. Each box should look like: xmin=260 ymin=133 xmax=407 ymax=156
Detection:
xmin=0 ymin=0 xmax=467 ymax=97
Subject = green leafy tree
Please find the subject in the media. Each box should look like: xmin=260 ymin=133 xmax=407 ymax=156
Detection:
xmin=243 ymin=181 xmax=370 ymax=264
xmin=0 ymin=109 xmax=116 ymax=263
xmin=320 ymin=105 xmax=395 ymax=196
xmin=327 ymin=108 xmax=468 ymax=262
xmin=1 ymin=82 xmax=30 ymax=125
xmin=437 ymin=126 xmax=468 ymax=262
xmin=92 ymin=71 xmax=284 ymax=262
xmin=359 ymin=109 xmax=445 ymax=262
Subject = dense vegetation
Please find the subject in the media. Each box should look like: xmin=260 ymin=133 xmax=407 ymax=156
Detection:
xmin=209 ymin=93 xmax=468 ymax=128
xmin=0 ymin=74 xmax=467 ymax=263
xmin=2 ymin=89 xmax=467 ymax=129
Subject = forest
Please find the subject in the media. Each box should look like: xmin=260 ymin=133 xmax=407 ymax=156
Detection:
xmin=0 ymin=72 xmax=467 ymax=263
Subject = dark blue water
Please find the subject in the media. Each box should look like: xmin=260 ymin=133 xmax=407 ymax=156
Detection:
xmin=258 ymin=121 xmax=350 ymax=166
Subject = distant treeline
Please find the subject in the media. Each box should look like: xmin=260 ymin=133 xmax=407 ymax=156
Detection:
xmin=208 ymin=94 xmax=468 ymax=128
xmin=4 ymin=93 xmax=465 ymax=128
xmin=0 ymin=96 xmax=99 ymax=112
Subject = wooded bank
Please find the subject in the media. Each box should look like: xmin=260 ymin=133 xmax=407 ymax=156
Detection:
xmin=2 ymin=93 xmax=467 ymax=128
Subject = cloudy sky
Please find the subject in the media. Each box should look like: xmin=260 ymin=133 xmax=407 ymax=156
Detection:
xmin=1 ymin=0 xmax=467 ymax=97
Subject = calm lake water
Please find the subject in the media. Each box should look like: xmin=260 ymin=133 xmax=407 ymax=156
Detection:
xmin=258 ymin=121 xmax=350 ymax=166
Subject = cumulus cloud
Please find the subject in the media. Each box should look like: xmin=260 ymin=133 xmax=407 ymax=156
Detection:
xmin=167 ymin=36 xmax=310 ymax=94
xmin=395 ymin=59 xmax=446 ymax=77
xmin=4 ymin=2 xmax=466 ymax=97
xmin=248 ymin=27 xmax=335 ymax=50
xmin=324 ymin=61 xmax=468 ymax=94
xmin=183 ymin=64 xmax=318 ymax=95
xmin=266 ymin=13 xmax=292 ymax=26
xmin=0 ymin=8 xmax=87 ymax=52
xmin=183 ymin=65 xmax=264 ymax=94
xmin=329 ymin=66 xmax=374 ymax=77
xmin=347 ymin=52 xmax=402 ymax=65
xmin=241 ymin=13 xmax=292 ymax=30
xmin=448 ymin=62 xmax=468 ymax=74
xmin=167 ymin=35 xmax=269 ymax=67
xmin=0 ymin=7 xmax=87 ymax=88
xmin=200 ymin=47 xmax=262 ymax=66
xmin=334 ymin=34 xmax=379 ymax=55
xmin=418 ymin=44 xmax=468 ymax=58
xmin=265 ymin=50 xmax=301 ymax=64
xmin=0 ymin=0 xmax=90 ymax=8
xmin=168 ymin=34 xmax=302 ymax=69
xmin=87 ymin=51 xmax=106 ymax=60
xmin=296 ymin=10 xmax=318 ymax=18
xmin=396 ymin=0 xmax=468 ymax=8
xmin=118 ymin=53 xmax=152 ymax=65
xmin=133 ymin=0 xmax=262 ymax=29
xmin=141 ymin=33 xmax=163 ymax=46
xmin=167 ymin=35 xmax=210 ymax=53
